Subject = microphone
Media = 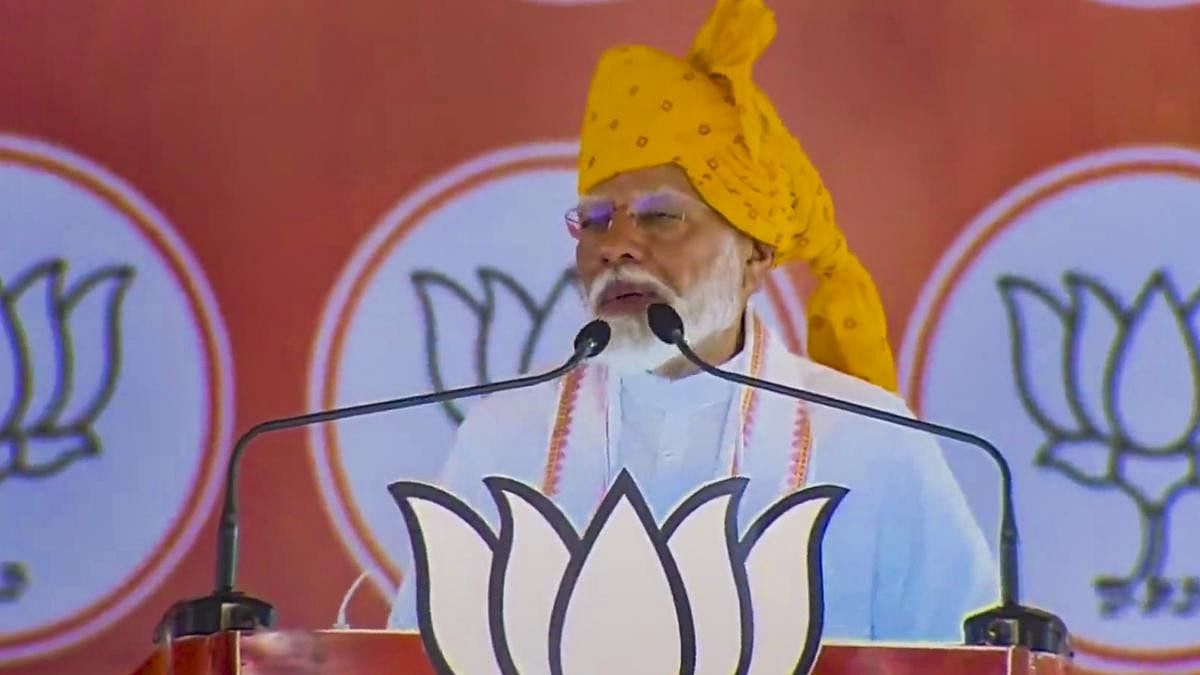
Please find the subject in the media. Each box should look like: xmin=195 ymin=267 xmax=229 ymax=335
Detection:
xmin=645 ymin=303 xmax=1068 ymax=655
xmin=155 ymin=319 xmax=611 ymax=641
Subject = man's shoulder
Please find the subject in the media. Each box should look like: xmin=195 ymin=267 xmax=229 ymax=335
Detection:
xmin=784 ymin=352 xmax=944 ymax=470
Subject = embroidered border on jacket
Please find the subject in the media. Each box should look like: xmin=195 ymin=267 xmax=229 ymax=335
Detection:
xmin=539 ymin=312 xmax=810 ymax=494
xmin=788 ymin=400 xmax=814 ymax=489
xmin=731 ymin=314 xmax=766 ymax=476
xmin=541 ymin=367 xmax=584 ymax=496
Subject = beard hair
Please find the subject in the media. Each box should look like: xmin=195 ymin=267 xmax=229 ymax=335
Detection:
xmin=579 ymin=240 xmax=745 ymax=375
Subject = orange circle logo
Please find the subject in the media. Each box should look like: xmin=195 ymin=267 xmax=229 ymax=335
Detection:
xmin=901 ymin=146 xmax=1200 ymax=672
xmin=0 ymin=135 xmax=233 ymax=664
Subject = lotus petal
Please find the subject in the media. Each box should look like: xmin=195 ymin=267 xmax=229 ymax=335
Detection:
xmin=6 ymin=260 xmax=67 ymax=430
xmin=479 ymin=267 xmax=580 ymax=379
xmin=485 ymin=477 xmax=579 ymax=675
xmin=478 ymin=269 xmax=539 ymax=380
xmin=740 ymin=485 xmax=846 ymax=675
xmin=1036 ymin=439 xmax=1112 ymax=484
xmin=411 ymin=270 xmax=488 ymax=425
xmin=998 ymin=277 xmax=1078 ymax=437
xmin=55 ymin=266 xmax=134 ymax=427
xmin=1064 ymin=274 xmax=1122 ymax=437
xmin=1187 ymin=287 xmax=1200 ymax=359
xmin=532 ymin=269 xmax=584 ymax=363
xmin=663 ymin=478 xmax=750 ymax=675
xmin=1107 ymin=274 xmax=1200 ymax=451
xmin=550 ymin=470 xmax=693 ymax=675
xmin=15 ymin=432 xmax=94 ymax=478
xmin=388 ymin=481 xmax=501 ymax=675
xmin=0 ymin=281 xmax=24 ymax=433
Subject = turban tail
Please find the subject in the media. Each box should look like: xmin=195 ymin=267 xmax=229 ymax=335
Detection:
xmin=577 ymin=0 xmax=898 ymax=392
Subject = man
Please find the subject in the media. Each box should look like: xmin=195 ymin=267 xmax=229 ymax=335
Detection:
xmin=388 ymin=0 xmax=995 ymax=642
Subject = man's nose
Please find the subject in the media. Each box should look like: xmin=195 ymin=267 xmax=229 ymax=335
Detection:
xmin=597 ymin=217 xmax=646 ymax=266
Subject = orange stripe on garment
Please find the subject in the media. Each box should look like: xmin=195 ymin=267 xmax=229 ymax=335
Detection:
xmin=732 ymin=315 xmax=766 ymax=476
xmin=789 ymin=401 xmax=814 ymax=489
xmin=542 ymin=368 xmax=584 ymax=496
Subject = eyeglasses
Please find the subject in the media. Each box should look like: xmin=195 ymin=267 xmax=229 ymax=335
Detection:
xmin=565 ymin=191 xmax=693 ymax=239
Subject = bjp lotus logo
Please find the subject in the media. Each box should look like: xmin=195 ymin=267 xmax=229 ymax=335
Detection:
xmin=905 ymin=147 xmax=1200 ymax=669
xmin=411 ymin=265 xmax=580 ymax=425
xmin=999 ymin=270 xmax=1200 ymax=619
xmin=390 ymin=470 xmax=844 ymax=675
xmin=1 ymin=135 xmax=232 ymax=666
xmin=0 ymin=258 xmax=134 ymax=603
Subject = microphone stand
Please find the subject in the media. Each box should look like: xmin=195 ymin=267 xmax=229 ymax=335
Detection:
xmin=646 ymin=303 xmax=1069 ymax=655
xmin=156 ymin=320 xmax=610 ymax=641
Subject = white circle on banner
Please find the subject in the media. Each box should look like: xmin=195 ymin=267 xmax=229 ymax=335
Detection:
xmin=307 ymin=141 xmax=810 ymax=601
xmin=900 ymin=146 xmax=1200 ymax=671
xmin=0 ymin=135 xmax=233 ymax=664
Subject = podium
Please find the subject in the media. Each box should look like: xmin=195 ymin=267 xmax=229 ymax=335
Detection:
xmin=132 ymin=630 xmax=1075 ymax=674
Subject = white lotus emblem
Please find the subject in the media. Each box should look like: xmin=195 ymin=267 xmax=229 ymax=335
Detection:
xmin=388 ymin=469 xmax=845 ymax=675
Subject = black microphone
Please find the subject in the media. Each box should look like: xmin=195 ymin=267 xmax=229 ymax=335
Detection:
xmin=156 ymin=319 xmax=611 ymax=642
xmin=645 ymin=303 xmax=1068 ymax=655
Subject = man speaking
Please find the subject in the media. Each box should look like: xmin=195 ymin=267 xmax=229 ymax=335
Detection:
xmin=388 ymin=0 xmax=995 ymax=642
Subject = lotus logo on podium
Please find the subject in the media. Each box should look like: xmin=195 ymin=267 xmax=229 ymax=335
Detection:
xmin=389 ymin=470 xmax=846 ymax=675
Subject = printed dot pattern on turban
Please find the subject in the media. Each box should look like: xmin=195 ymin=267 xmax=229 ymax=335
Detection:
xmin=577 ymin=0 xmax=898 ymax=392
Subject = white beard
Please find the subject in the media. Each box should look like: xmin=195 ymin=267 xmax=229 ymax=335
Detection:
xmin=580 ymin=242 xmax=744 ymax=374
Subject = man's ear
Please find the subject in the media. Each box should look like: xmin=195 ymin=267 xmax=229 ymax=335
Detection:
xmin=742 ymin=237 xmax=775 ymax=296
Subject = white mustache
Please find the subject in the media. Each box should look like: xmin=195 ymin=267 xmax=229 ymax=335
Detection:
xmin=585 ymin=267 xmax=677 ymax=311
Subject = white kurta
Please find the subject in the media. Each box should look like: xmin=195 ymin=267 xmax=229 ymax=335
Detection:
xmin=387 ymin=313 xmax=997 ymax=643
xmin=606 ymin=348 xmax=742 ymax=519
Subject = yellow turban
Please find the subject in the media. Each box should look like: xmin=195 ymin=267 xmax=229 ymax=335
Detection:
xmin=577 ymin=0 xmax=898 ymax=392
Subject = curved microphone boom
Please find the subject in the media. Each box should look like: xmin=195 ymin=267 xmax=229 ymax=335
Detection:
xmin=645 ymin=303 xmax=1068 ymax=655
xmin=156 ymin=319 xmax=611 ymax=641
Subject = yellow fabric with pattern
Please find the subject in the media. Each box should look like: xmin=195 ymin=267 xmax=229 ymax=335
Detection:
xmin=577 ymin=0 xmax=898 ymax=392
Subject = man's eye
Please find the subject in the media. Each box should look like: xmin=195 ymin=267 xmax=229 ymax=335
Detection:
xmin=567 ymin=207 xmax=611 ymax=231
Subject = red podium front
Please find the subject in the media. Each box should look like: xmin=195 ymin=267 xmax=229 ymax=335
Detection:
xmin=132 ymin=630 xmax=1074 ymax=674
